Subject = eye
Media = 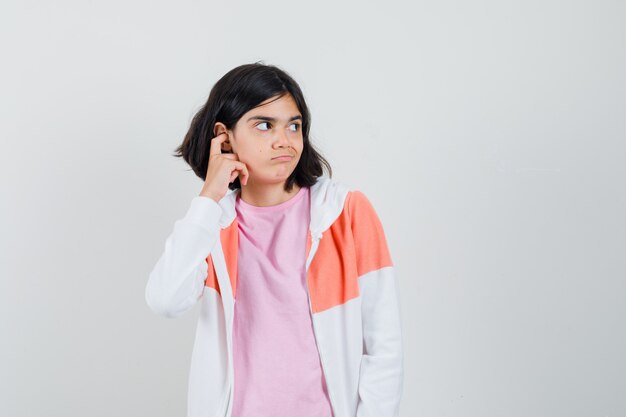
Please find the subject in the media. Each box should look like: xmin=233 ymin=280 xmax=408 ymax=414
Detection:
xmin=256 ymin=122 xmax=271 ymax=131
xmin=256 ymin=122 xmax=301 ymax=132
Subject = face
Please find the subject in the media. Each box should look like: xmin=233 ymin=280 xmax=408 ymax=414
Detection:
xmin=215 ymin=93 xmax=304 ymax=187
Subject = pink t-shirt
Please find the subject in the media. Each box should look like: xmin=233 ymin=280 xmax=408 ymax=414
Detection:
xmin=231 ymin=186 xmax=334 ymax=417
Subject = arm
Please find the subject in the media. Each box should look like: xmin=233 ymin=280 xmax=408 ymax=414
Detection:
xmin=145 ymin=196 xmax=223 ymax=319
xmin=348 ymin=191 xmax=404 ymax=417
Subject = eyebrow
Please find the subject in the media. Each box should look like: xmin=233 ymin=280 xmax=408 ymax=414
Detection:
xmin=246 ymin=115 xmax=303 ymax=123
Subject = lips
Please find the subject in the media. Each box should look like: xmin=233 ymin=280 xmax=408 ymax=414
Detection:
xmin=272 ymin=152 xmax=295 ymax=160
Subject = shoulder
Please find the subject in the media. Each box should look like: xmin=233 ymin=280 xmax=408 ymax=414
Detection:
xmin=313 ymin=175 xmax=382 ymax=223
xmin=345 ymin=188 xmax=379 ymax=220
xmin=315 ymin=175 xmax=372 ymax=209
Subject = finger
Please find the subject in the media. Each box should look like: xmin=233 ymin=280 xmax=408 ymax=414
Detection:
xmin=220 ymin=153 xmax=239 ymax=161
xmin=234 ymin=162 xmax=250 ymax=186
xmin=229 ymin=161 xmax=246 ymax=183
xmin=209 ymin=132 xmax=229 ymax=156
xmin=241 ymin=164 xmax=249 ymax=185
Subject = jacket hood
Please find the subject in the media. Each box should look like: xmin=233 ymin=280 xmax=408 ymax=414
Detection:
xmin=216 ymin=174 xmax=351 ymax=238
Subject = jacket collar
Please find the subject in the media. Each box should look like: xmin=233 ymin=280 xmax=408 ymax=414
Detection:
xmin=216 ymin=174 xmax=351 ymax=238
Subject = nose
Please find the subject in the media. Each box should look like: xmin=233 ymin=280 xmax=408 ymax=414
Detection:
xmin=273 ymin=129 xmax=291 ymax=150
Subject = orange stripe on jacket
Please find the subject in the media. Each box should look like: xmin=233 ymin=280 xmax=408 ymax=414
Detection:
xmin=308 ymin=190 xmax=393 ymax=313
xmin=347 ymin=190 xmax=393 ymax=278
xmin=204 ymin=221 xmax=239 ymax=298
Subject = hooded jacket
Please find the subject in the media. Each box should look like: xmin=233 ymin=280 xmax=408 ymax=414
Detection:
xmin=145 ymin=174 xmax=404 ymax=417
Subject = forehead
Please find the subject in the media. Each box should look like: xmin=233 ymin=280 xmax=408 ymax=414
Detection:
xmin=243 ymin=94 xmax=301 ymax=122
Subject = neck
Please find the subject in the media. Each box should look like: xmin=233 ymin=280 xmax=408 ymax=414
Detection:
xmin=239 ymin=179 xmax=301 ymax=207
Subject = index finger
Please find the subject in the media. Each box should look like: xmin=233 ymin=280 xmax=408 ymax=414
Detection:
xmin=209 ymin=132 xmax=229 ymax=156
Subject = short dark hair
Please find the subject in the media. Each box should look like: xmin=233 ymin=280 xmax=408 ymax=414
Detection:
xmin=173 ymin=61 xmax=332 ymax=192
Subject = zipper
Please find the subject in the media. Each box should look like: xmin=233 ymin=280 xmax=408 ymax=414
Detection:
xmin=224 ymin=297 xmax=236 ymax=417
xmin=304 ymin=230 xmax=337 ymax=416
xmin=229 ymin=297 xmax=236 ymax=416
xmin=221 ymin=386 xmax=231 ymax=417
xmin=220 ymin=265 xmax=236 ymax=417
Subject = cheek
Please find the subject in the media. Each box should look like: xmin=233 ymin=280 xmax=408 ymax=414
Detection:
xmin=239 ymin=147 xmax=265 ymax=166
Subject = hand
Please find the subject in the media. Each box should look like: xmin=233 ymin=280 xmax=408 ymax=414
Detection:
xmin=199 ymin=132 xmax=249 ymax=203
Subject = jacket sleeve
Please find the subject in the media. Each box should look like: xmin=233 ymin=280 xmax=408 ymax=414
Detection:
xmin=348 ymin=190 xmax=404 ymax=417
xmin=145 ymin=196 xmax=223 ymax=319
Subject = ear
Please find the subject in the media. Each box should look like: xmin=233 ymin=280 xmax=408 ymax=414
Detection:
xmin=213 ymin=122 xmax=233 ymax=152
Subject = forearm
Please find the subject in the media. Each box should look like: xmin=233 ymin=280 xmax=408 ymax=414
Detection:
xmin=145 ymin=196 xmax=223 ymax=318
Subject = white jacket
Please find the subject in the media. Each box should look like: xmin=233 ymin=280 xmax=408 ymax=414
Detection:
xmin=145 ymin=175 xmax=404 ymax=417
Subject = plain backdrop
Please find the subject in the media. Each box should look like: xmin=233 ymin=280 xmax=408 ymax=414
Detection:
xmin=1 ymin=0 xmax=625 ymax=416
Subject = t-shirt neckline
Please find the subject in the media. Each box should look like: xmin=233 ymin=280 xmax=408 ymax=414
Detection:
xmin=236 ymin=186 xmax=307 ymax=212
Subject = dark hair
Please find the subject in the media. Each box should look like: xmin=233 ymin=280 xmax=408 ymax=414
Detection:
xmin=173 ymin=61 xmax=332 ymax=192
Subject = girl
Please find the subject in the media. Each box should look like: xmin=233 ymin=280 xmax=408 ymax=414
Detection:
xmin=145 ymin=62 xmax=403 ymax=417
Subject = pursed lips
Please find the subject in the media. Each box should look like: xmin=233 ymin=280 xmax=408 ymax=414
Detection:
xmin=272 ymin=153 xmax=294 ymax=160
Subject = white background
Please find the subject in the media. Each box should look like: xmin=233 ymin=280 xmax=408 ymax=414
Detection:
xmin=1 ymin=0 xmax=625 ymax=416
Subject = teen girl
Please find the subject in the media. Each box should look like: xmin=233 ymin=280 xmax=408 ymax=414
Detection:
xmin=146 ymin=62 xmax=403 ymax=417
